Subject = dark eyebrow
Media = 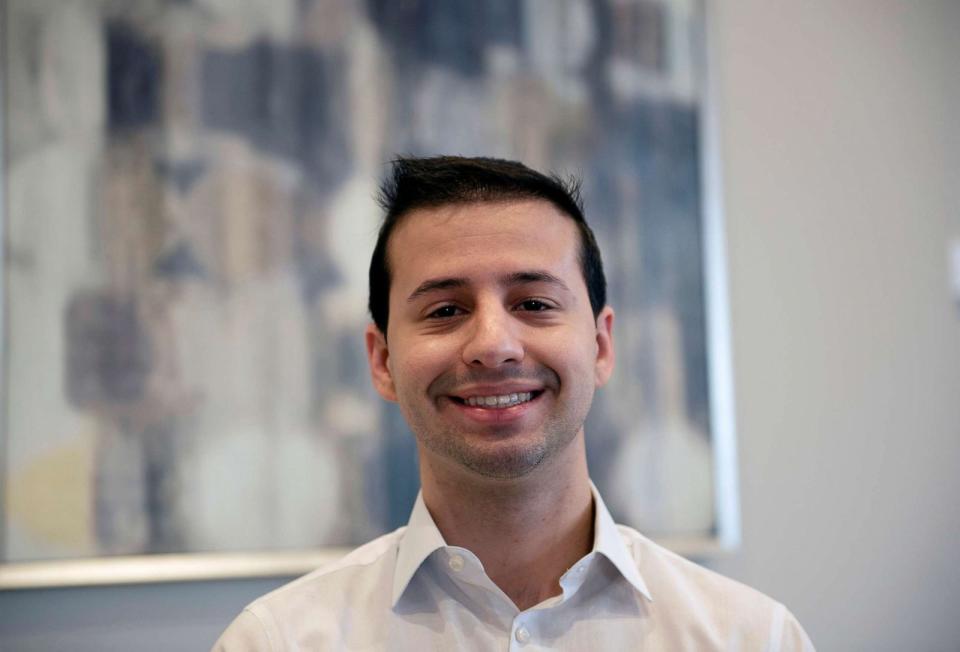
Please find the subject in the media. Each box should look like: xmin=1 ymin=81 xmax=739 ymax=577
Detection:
xmin=502 ymin=270 xmax=571 ymax=293
xmin=407 ymin=277 xmax=469 ymax=303
xmin=406 ymin=270 xmax=571 ymax=303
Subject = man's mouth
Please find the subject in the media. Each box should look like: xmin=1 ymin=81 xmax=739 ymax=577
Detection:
xmin=450 ymin=391 xmax=542 ymax=409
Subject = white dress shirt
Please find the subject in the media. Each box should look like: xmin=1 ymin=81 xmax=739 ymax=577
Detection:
xmin=214 ymin=486 xmax=814 ymax=651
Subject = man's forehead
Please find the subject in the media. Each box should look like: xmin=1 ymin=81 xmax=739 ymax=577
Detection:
xmin=387 ymin=198 xmax=579 ymax=258
xmin=385 ymin=200 xmax=587 ymax=311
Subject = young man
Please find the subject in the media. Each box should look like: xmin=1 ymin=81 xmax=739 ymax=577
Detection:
xmin=215 ymin=156 xmax=814 ymax=650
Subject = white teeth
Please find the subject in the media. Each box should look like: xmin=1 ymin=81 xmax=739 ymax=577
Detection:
xmin=465 ymin=392 xmax=533 ymax=408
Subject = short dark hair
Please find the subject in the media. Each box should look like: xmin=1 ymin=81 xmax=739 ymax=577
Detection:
xmin=368 ymin=155 xmax=606 ymax=333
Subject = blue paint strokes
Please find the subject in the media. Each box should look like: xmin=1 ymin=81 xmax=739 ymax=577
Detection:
xmin=200 ymin=41 xmax=351 ymax=191
xmin=107 ymin=21 xmax=162 ymax=130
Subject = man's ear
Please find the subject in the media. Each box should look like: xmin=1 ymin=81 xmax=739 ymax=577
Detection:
xmin=594 ymin=306 xmax=615 ymax=388
xmin=365 ymin=323 xmax=398 ymax=402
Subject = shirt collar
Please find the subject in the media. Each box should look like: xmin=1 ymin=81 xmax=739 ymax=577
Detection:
xmin=589 ymin=481 xmax=652 ymax=601
xmin=391 ymin=483 xmax=653 ymax=607
xmin=392 ymin=492 xmax=447 ymax=607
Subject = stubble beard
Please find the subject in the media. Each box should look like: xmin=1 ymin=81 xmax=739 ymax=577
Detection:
xmin=400 ymin=377 xmax=594 ymax=480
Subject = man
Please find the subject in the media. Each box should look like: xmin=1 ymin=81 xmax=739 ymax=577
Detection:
xmin=214 ymin=156 xmax=814 ymax=650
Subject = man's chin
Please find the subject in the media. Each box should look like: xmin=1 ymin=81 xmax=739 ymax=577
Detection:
xmin=461 ymin=452 xmax=548 ymax=480
xmin=431 ymin=438 xmax=551 ymax=480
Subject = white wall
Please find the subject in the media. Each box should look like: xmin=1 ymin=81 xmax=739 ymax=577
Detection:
xmin=707 ymin=1 xmax=960 ymax=650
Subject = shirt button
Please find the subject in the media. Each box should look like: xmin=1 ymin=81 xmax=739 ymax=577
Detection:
xmin=448 ymin=554 xmax=465 ymax=572
xmin=515 ymin=626 xmax=530 ymax=644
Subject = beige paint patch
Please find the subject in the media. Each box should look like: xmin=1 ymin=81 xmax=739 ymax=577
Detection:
xmin=8 ymin=430 xmax=96 ymax=554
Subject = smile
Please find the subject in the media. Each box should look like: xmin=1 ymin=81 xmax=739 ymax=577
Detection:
xmin=450 ymin=390 xmax=543 ymax=410
xmin=463 ymin=392 xmax=535 ymax=409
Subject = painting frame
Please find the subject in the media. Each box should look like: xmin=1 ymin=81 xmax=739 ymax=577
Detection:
xmin=0 ymin=0 xmax=739 ymax=590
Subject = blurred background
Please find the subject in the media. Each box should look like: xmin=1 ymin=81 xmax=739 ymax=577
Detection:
xmin=2 ymin=0 xmax=959 ymax=650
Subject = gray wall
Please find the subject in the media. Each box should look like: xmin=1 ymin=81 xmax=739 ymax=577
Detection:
xmin=3 ymin=1 xmax=959 ymax=650
xmin=0 ymin=577 xmax=286 ymax=651
xmin=706 ymin=1 xmax=960 ymax=651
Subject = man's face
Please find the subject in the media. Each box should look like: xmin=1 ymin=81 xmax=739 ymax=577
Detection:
xmin=366 ymin=200 xmax=614 ymax=480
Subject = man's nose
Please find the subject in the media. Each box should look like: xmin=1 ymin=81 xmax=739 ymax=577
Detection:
xmin=461 ymin=304 xmax=524 ymax=368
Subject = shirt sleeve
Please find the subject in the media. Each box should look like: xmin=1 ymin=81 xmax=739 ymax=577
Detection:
xmin=772 ymin=604 xmax=816 ymax=652
xmin=211 ymin=609 xmax=275 ymax=652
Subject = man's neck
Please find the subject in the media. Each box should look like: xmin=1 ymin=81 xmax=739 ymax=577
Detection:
xmin=419 ymin=440 xmax=594 ymax=611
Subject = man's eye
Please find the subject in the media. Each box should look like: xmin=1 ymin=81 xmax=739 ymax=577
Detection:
xmin=517 ymin=299 xmax=550 ymax=312
xmin=427 ymin=305 xmax=461 ymax=319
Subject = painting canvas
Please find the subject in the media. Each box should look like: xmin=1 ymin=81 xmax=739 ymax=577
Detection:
xmin=2 ymin=0 xmax=732 ymax=582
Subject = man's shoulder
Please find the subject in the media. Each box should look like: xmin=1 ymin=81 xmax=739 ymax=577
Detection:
xmin=617 ymin=524 xmax=805 ymax=643
xmin=213 ymin=528 xmax=404 ymax=650
xmin=256 ymin=526 xmax=403 ymax=611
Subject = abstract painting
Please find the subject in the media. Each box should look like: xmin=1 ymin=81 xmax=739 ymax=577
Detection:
xmin=2 ymin=0 xmax=731 ymax=583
